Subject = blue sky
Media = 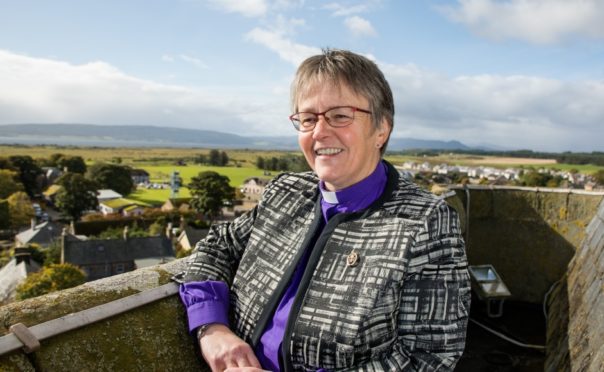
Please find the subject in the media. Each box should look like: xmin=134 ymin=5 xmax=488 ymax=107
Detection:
xmin=1 ymin=0 xmax=603 ymax=152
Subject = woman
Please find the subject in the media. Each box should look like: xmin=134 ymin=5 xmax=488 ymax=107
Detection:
xmin=177 ymin=49 xmax=470 ymax=371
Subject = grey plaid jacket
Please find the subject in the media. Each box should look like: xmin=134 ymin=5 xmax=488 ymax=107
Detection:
xmin=182 ymin=162 xmax=470 ymax=371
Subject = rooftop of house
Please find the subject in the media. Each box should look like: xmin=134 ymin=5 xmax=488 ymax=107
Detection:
xmin=242 ymin=177 xmax=270 ymax=186
xmin=100 ymin=198 xmax=148 ymax=210
xmin=15 ymin=221 xmax=63 ymax=247
xmin=62 ymin=234 xmax=174 ymax=267
xmin=96 ymin=189 xmax=122 ymax=200
xmin=164 ymin=197 xmax=192 ymax=206
xmin=0 ymin=255 xmax=41 ymax=304
xmin=178 ymin=226 xmax=209 ymax=245
xmin=130 ymin=169 xmax=150 ymax=176
xmin=42 ymin=184 xmax=62 ymax=197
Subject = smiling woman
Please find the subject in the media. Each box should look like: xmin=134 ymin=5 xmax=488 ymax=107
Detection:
xmin=176 ymin=49 xmax=470 ymax=372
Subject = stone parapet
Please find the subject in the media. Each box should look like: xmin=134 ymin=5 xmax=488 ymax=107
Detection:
xmin=0 ymin=258 xmax=210 ymax=372
xmin=450 ymin=187 xmax=603 ymax=303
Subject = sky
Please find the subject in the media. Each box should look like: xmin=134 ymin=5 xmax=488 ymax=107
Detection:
xmin=0 ymin=0 xmax=603 ymax=152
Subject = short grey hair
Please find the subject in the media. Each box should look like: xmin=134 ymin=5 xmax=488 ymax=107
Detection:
xmin=291 ymin=48 xmax=394 ymax=154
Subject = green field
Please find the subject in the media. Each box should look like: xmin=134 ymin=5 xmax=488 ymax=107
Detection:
xmin=1 ymin=144 xmax=602 ymax=205
xmin=129 ymin=164 xmax=272 ymax=205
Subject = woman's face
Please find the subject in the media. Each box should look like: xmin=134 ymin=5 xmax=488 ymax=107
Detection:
xmin=297 ymin=82 xmax=389 ymax=191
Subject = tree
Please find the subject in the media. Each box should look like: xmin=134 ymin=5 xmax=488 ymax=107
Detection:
xmin=16 ymin=263 xmax=86 ymax=300
xmin=94 ymin=225 xmax=149 ymax=239
xmin=7 ymin=191 xmax=35 ymax=229
xmin=194 ymin=154 xmax=207 ymax=164
xmin=8 ymin=156 xmax=42 ymax=197
xmin=522 ymin=170 xmax=552 ymax=187
xmin=0 ymin=199 xmax=9 ymax=230
xmin=220 ymin=151 xmax=229 ymax=166
xmin=594 ymin=169 xmax=604 ymax=185
xmin=208 ymin=149 xmax=221 ymax=166
xmin=56 ymin=155 xmax=87 ymax=174
xmin=0 ymin=157 xmax=16 ymax=171
xmin=87 ymin=163 xmax=134 ymax=196
xmin=55 ymin=173 xmax=99 ymax=221
xmin=188 ymin=171 xmax=235 ymax=222
xmin=43 ymin=240 xmax=62 ymax=266
xmin=256 ymin=156 xmax=265 ymax=170
xmin=0 ymin=169 xmax=24 ymax=199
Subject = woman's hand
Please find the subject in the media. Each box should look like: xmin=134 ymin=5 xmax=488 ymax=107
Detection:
xmin=199 ymin=324 xmax=263 ymax=372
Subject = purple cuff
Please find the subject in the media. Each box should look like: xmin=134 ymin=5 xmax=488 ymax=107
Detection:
xmin=179 ymin=281 xmax=230 ymax=333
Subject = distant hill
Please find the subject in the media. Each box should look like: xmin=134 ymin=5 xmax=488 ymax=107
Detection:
xmin=0 ymin=123 xmax=472 ymax=151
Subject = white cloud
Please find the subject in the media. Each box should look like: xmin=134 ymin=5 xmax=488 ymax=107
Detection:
xmin=270 ymin=14 xmax=307 ymax=36
xmin=344 ymin=16 xmax=377 ymax=37
xmin=161 ymin=55 xmax=175 ymax=62
xmin=179 ymin=54 xmax=209 ymax=69
xmin=162 ymin=54 xmax=208 ymax=68
xmin=245 ymin=28 xmax=320 ymax=66
xmin=205 ymin=0 xmax=268 ymax=18
xmin=323 ymin=2 xmax=372 ymax=17
xmin=273 ymin=0 xmax=306 ymax=11
xmin=0 ymin=49 xmax=281 ymax=135
xmin=380 ymin=62 xmax=604 ymax=151
xmin=1 ymin=49 xmax=602 ymax=151
xmin=440 ymin=0 xmax=604 ymax=44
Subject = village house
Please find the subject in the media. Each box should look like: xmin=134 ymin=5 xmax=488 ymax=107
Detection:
xmin=240 ymin=177 xmax=270 ymax=202
xmin=42 ymin=184 xmax=62 ymax=206
xmin=61 ymin=228 xmax=175 ymax=281
xmin=15 ymin=220 xmax=63 ymax=248
xmin=0 ymin=247 xmax=41 ymax=304
xmin=176 ymin=226 xmax=209 ymax=252
xmin=41 ymin=167 xmax=63 ymax=187
xmin=161 ymin=197 xmax=192 ymax=212
xmin=98 ymin=198 xmax=147 ymax=216
xmin=96 ymin=189 xmax=122 ymax=203
xmin=130 ymin=168 xmax=150 ymax=185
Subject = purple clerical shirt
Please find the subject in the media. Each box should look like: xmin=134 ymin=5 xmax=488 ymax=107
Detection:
xmin=179 ymin=161 xmax=388 ymax=371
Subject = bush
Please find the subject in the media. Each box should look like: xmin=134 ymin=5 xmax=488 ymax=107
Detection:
xmin=16 ymin=263 xmax=86 ymax=300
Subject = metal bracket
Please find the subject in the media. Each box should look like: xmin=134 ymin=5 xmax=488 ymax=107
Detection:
xmin=8 ymin=323 xmax=40 ymax=353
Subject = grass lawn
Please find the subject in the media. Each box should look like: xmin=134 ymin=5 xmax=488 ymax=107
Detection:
xmin=128 ymin=164 xmax=274 ymax=205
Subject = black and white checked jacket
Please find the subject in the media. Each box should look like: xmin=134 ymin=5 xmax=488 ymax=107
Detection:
xmin=182 ymin=162 xmax=470 ymax=371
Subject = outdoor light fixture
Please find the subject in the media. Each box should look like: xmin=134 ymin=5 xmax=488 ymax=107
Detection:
xmin=468 ymin=265 xmax=511 ymax=318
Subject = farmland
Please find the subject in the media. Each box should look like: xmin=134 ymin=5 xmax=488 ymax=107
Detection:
xmin=1 ymin=144 xmax=602 ymax=205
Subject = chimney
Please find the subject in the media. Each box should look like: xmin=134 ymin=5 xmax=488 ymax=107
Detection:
xmin=31 ymin=218 xmax=37 ymax=230
xmin=123 ymin=225 xmax=129 ymax=240
xmin=166 ymin=222 xmax=173 ymax=239
xmin=14 ymin=247 xmax=32 ymax=265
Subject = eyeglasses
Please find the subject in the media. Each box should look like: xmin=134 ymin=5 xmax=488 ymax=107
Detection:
xmin=289 ymin=106 xmax=372 ymax=132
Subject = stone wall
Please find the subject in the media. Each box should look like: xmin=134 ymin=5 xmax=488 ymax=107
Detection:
xmin=450 ymin=186 xmax=603 ymax=303
xmin=546 ymin=198 xmax=604 ymax=372
xmin=0 ymin=258 xmax=210 ymax=372
xmin=2 ymin=187 xmax=603 ymax=371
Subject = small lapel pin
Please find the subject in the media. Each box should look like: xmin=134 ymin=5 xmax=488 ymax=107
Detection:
xmin=346 ymin=251 xmax=359 ymax=267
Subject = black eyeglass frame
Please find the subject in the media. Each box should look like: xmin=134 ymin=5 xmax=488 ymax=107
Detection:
xmin=289 ymin=106 xmax=372 ymax=132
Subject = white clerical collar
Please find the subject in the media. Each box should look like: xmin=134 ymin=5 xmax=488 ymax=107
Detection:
xmin=321 ymin=189 xmax=339 ymax=204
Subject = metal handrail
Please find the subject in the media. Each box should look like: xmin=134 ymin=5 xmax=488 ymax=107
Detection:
xmin=0 ymin=282 xmax=179 ymax=356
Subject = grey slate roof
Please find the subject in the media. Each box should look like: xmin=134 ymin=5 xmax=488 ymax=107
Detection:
xmin=62 ymin=235 xmax=174 ymax=266
xmin=0 ymin=258 xmax=41 ymax=304
xmin=15 ymin=221 xmax=63 ymax=247
xmin=179 ymin=226 xmax=209 ymax=247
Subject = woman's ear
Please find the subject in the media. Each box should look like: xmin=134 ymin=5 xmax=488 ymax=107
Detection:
xmin=376 ymin=118 xmax=391 ymax=144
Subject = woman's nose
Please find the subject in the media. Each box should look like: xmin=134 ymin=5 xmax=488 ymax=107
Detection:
xmin=312 ymin=115 xmax=331 ymax=139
